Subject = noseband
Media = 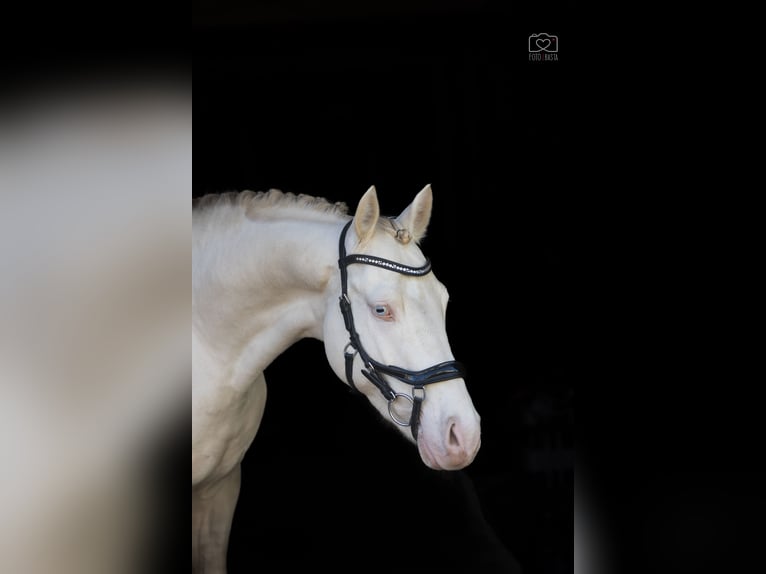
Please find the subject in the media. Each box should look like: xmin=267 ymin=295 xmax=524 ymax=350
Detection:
xmin=338 ymin=220 xmax=466 ymax=440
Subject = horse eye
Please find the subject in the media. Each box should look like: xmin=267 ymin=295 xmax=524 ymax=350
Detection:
xmin=373 ymin=305 xmax=389 ymax=317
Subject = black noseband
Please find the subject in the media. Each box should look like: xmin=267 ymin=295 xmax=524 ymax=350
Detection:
xmin=337 ymin=220 xmax=466 ymax=440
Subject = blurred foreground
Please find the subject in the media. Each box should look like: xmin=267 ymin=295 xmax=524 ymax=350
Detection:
xmin=0 ymin=75 xmax=189 ymax=574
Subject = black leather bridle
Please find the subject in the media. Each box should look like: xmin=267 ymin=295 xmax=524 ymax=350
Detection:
xmin=337 ymin=219 xmax=466 ymax=440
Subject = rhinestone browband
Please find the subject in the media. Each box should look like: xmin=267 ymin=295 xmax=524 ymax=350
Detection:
xmin=339 ymin=254 xmax=432 ymax=276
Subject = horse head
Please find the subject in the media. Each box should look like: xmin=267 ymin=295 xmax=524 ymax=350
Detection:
xmin=323 ymin=185 xmax=481 ymax=470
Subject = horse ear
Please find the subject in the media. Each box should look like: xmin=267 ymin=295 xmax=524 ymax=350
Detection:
xmin=395 ymin=184 xmax=433 ymax=243
xmin=353 ymin=185 xmax=380 ymax=244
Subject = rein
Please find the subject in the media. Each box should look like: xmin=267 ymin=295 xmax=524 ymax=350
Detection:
xmin=337 ymin=220 xmax=466 ymax=440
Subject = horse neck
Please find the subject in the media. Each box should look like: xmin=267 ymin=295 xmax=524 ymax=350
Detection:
xmin=193 ymin=214 xmax=343 ymax=379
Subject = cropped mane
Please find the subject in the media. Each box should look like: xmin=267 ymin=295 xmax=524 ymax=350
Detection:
xmin=193 ymin=189 xmax=349 ymax=225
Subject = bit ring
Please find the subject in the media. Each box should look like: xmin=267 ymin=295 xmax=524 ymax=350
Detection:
xmin=387 ymin=393 xmax=414 ymax=426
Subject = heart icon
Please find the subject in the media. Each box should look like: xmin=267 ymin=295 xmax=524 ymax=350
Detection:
xmin=536 ymin=38 xmax=551 ymax=50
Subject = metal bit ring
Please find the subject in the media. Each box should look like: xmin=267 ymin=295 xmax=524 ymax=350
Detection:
xmin=387 ymin=393 xmax=414 ymax=426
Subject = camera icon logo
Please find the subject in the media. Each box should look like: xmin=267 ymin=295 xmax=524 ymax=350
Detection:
xmin=529 ymin=33 xmax=558 ymax=53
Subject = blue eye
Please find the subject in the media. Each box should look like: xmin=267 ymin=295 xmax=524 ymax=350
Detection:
xmin=372 ymin=304 xmax=392 ymax=319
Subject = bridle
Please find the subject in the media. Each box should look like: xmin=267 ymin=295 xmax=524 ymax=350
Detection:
xmin=337 ymin=219 xmax=466 ymax=440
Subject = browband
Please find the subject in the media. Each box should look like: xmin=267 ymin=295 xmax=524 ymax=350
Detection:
xmin=339 ymin=254 xmax=432 ymax=276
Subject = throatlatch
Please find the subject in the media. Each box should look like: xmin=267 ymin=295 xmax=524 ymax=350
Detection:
xmin=337 ymin=220 xmax=466 ymax=440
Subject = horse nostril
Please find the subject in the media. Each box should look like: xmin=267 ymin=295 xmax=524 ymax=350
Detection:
xmin=448 ymin=422 xmax=462 ymax=449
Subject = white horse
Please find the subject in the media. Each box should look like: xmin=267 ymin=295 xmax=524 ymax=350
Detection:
xmin=192 ymin=185 xmax=481 ymax=573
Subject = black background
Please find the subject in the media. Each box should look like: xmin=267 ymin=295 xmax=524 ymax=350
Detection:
xmin=196 ymin=2 xmax=572 ymax=573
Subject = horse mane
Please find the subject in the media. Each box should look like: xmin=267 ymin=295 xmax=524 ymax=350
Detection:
xmin=193 ymin=189 xmax=412 ymax=243
xmin=193 ymin=189 xmax=349 ymax=223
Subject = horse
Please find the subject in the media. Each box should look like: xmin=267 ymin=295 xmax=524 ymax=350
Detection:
xmin=192 ymin=184 xmax=481 ymax=573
